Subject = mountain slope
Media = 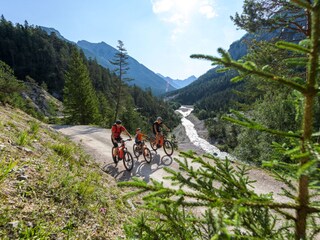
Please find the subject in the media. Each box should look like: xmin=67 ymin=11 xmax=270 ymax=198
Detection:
xmin=0 ymin=105 xmax=131 ymax=239
xmin=169 ymin=27 xmax=305 ymax=106
xmin=158 ymin=74 xmax=197 ymax=89
xmin=77 ymin=40 xmax=176 ymax=96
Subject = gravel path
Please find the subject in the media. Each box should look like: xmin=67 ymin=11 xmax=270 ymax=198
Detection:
xmin=53 ymin=118 xmax=291 ymax=205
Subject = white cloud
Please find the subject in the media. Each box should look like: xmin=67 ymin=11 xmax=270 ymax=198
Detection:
xmin=152 ymin=0 xmax=173 ymax=13
xmin=151 ymin=0 xmax=217 ymax=40
xmin=199 ymin=3 xmax=217 ymax=19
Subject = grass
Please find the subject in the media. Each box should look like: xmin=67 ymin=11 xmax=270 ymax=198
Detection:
xmin=0 ymin=105 xmax=133 ymax=239
xmin=17 ymin=131 xmax=29 ymax=146
xmin=0 ymin=158 xmax=16 ymax=184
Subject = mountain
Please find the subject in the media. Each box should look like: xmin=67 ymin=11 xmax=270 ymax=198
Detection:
xmin=77 ymin=40 xmax=176 ymax=96
xmin=168 ymin=26 xmax=305 ymax=106
xmin=40 ymin=26 xmax=72 ymax=43
xmin=157 ymin=74 xmax=197 ymax=89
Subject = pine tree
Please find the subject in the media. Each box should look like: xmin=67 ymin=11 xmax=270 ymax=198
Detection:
xmin=109 ymin=40 xmax=132 ymax=122
xmin=119 ymin=1 xmax=320 ymax=239
xmin=63 ymin=50 xmax=101 ymax=124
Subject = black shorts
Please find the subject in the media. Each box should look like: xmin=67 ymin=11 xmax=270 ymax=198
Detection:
xmin=112 ymin=137 xmax=122 ymax=147
xmin=135 ymin=140 xmax=144 ymax=146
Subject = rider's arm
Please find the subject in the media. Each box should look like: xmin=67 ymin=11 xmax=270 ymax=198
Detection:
xmin=125 ymin=130 xmax=132 ymax=139
xmin=163 ymin=123 xmax=170 ymax=132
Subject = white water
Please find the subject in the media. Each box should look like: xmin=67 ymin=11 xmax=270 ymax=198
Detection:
xmin=176 ymin=106 xmax=234 ymax=160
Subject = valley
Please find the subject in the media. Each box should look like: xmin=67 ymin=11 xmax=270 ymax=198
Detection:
xmin=54 ymin=106 xmax=290 ymax=204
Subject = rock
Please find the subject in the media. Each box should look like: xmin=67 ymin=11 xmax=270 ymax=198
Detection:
xmin=8 ymin=221 xmax=19 ymax=228
xmin=0 ymin=144 xmax=5 ymax=151
xmin=26 ymin=222 xmax=33 ymax=227
xmin=17 ymin=146 xmax=33 ymax=154
xmin=17 ymin=175 xmax=28 ymax=181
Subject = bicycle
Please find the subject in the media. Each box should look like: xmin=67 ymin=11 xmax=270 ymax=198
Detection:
xmin=133 ymin=141 xmax=152 ymax=163
xmin=149 ymin=133 xmax=174 ymax=156
xmin=112 ymin=139 xmax=134 ymax=171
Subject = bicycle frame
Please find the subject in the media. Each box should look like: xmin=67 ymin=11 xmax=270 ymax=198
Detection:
xmin=112 ymin=138 xmax=134 ymax=171
xmin=116 ymin=139 xmax=130 ymax=159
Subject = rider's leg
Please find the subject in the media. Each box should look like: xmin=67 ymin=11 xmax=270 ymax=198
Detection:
xmin=112 ymin=138 xmax=120 ymax=164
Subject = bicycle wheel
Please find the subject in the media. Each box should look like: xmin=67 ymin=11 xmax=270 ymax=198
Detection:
xmin=163 ymin=140 xmax=174 ymax=156
xmin=123 ymin=151 xmax=134 ymax=171
xmin=143 ymin=147 xmax=152 ymax=163
xmin=149 ymin=136 xmax=157 ymax=151
xmin=133 ymin=144 xmax=140 ymax=158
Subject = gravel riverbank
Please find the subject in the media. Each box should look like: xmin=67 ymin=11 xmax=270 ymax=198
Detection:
xmin=173 ymin=111 xmax=209 ymax=154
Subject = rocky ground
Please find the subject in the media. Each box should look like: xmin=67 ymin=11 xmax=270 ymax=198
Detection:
xmin=173 ymin=112 xmax=209 ymax=155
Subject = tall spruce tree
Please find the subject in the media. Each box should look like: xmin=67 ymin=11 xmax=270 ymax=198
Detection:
xmin=119 ymin=1 xmax=320 ymax=239
xmin=109 ymin=40 xmax=132 ymax=122
xmin=63 ymin=50 xmax=101 ymax=124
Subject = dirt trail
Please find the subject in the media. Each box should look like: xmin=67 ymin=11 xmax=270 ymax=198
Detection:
xmin=52 ymin=122 xmax=291 ymax=203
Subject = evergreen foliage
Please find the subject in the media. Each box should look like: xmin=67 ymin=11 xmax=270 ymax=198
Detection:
xmin=63 ymin=50 xmax=101 ymax=125
xmin=109 ymin=40 xmax=132 ymax=122
xmin=120 ymin=1 xmax=320 ymax=239
xmin=0 ymin=16 xmax=75 ymax=98
xmin=0 ymin=17 xmax=180 ymax=131
xmin=0 ymin=60 xmax=24 ymax=104
xmin=231 ymin=0 xmax=309 ymax=37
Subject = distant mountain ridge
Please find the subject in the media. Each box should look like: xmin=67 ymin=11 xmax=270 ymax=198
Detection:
xmin=41 ymin=27 xmax=176 ymax=96
xmin=77 ymin=40 xmax=176 ymax=96
xmin=157 ymin=74 xmax=197 ymax=89
xmin=40 ymin=26 xmax=72 ymax=43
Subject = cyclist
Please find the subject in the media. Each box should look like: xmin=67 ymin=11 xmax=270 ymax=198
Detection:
xmin=152 ymin=116 xmax=170 ymax=148
xmin=111 ymin=120 xmax=131 ymax=164
xmin=135 ymin=128 xmax=146 ymax=151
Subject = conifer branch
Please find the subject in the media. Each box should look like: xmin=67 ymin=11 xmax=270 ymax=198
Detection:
xmin=291 ymin=0 xmax=312 ymax=10
xmin=191 ymin=51 xmax=307 ymax=93
xmin=276 ymin=41 xmax=311 ymax=54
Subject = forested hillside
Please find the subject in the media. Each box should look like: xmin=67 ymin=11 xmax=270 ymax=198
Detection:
xmin=121 ymin=1 xmax=320 ymax=239
xmin=0 ymin=16 xmax=180 ymax=132
xmin=168 ymin=2 xmax=319 ymax=163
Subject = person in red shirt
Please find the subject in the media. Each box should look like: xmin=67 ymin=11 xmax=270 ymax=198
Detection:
xmin=111 ymin=120 xmax=131 ymax=163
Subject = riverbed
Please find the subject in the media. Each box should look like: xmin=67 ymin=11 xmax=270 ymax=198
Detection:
xmin=175 ymin=105 xmax=233 ymax=160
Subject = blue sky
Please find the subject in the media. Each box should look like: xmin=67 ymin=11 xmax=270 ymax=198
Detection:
xmin=1 ymin=0 xmax=245 ymax=79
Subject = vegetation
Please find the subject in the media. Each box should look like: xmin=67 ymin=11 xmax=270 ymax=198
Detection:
xmin=0 ymin=16 xmax=180 ymax=132
xmin=120 ymin=1 xmax=320 ymax=239
xmin=0 ymin=105 xmax=133 ymax=239
xmin=0 ymin=60 xmax=24 ymax=104
xmin=63 ymin=50 xmax=101 ymax=125
xmin=110 ymin=40 xmax=132 ymax=122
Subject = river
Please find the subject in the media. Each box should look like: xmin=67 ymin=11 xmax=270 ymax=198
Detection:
xmin=176 ymin=105 xmax=233 ymax=160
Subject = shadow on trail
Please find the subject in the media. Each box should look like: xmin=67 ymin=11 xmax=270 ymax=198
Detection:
xmin=101 ymin=150 xmax=173 ymax=182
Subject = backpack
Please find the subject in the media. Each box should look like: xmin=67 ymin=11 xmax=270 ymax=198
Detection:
xmin=152 ymin=121 xmax=159 ymax=135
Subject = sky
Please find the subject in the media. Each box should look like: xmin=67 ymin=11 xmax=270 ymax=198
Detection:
xmin=1 ymin=0 xmax=246 ymax=80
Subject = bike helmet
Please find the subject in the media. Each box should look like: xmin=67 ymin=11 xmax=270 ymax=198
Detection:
xmin=136 ymin=128 xmax=141 ymax=131
xmin=156 ymin=116 xmax=162 ymax=121
xmin=115 ymin=119 xmax=122 ymax=124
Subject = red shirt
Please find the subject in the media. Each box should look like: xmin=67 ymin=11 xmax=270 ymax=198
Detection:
xmin=112 ymin=125 xmax=126 ymax=138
